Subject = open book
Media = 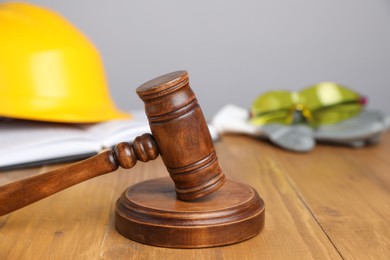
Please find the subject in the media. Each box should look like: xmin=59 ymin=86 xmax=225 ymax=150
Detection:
xmin=0 ymin=111 xmax=219 ymax=170
xmin=0 ymin=111 xmax=152 ymax=170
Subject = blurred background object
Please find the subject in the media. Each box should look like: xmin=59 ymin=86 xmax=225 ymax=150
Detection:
xmin=250 ymin=82 xmax=364 ymax=126
xmin=14 ymin=0 xmax=390 ymax=120
xmin=212 ymin=104 xmax=390 ymax=152
xmin=0 ymin=2 xmax=128 ymax=122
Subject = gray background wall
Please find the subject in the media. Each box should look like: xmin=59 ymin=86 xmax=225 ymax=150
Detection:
xmin=16 ymin=1 xmax=390 ymax=119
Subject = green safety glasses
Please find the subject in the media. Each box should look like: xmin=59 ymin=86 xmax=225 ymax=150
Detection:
xmin=250 ymin=82 xmax=366 ymax=126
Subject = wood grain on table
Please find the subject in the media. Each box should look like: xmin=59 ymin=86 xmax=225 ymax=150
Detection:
xmin=1 ymin=132 xmax=389 ymax=259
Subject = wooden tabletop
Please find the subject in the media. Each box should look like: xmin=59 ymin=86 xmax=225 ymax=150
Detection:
xmin=1 ymin=132 xmax=389 ymax=259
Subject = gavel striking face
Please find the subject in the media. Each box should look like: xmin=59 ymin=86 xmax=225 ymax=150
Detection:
xmin=0 ymin=70 xmax=226 ymax=216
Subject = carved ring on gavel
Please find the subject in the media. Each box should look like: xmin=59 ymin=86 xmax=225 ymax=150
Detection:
xmin=0 ymin=71 xmax=264 ymax=248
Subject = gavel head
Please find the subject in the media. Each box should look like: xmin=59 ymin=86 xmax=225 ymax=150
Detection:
xmin=136 ymin=71 xmax=225 ymax=201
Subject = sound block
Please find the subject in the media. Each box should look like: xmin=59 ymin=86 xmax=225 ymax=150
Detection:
xmin=115 ymin=177 xmax=265 ymax=248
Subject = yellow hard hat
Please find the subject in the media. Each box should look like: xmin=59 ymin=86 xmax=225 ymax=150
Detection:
xmin=0 ymin=2 xmax=130 ymax=123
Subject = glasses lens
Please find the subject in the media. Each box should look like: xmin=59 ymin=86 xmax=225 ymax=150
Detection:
xmin=250 ymin=91 xmax=294 ymax=125
xmin=299 ymin=82 xmax=361 ymax=125
xmin=313 ymin=103 xmax=362 ymax=125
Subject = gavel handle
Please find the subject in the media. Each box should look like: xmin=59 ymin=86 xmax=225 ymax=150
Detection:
xmin=0 ymin=134 xmax=158 ymax=217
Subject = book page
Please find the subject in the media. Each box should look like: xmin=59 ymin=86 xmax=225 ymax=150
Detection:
xmin=81 ymin=110 xmax=151 ymax=148
xmin=0 ymin=119 xmax=100 ymax=168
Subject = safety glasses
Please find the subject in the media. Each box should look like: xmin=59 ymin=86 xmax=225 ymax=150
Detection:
xmin=250 ymin=82 xmax=366 ymax=126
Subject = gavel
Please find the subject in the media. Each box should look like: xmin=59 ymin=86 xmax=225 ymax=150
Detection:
xmin=0 ymin=71 xmax=225 ymax=215
xmin=0 ymin=71 xmax=264 ymax=248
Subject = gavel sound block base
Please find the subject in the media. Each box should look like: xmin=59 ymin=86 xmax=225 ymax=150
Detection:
xmin=115 ymin=177 xmax=265 ymax=248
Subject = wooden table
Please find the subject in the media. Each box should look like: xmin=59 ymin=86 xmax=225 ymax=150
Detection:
xmin=1 ymin=132 xmax=389 ymax=259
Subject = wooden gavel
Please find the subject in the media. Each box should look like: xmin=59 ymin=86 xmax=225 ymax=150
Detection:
xmin=0 ymin=71 xmax=226 ymax=216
